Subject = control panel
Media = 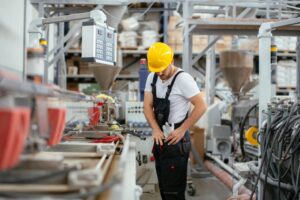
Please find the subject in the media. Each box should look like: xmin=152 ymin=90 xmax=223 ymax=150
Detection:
xmin=125 ymin=101 xmax=151 ymax=137
xmin=81 ymin=21 xmax=117 ymax=65
xmin=126 ymin=101 xmax=158 ymax=191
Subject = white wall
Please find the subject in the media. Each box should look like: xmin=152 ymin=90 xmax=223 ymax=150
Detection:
xmin=0 ymin=1 xmax=25 ymax=75
xmin=0 ymin=0 xmax=38 ymax=78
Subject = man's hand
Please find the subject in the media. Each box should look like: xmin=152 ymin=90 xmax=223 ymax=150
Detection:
xmin=166 ymin=127 xmax=186 ymax=145
xmin=152 ymin=128 xmax=165 ymax=146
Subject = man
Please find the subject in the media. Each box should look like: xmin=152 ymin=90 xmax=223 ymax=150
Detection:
xmin=143 ymin=42 xmax=207 ymax=200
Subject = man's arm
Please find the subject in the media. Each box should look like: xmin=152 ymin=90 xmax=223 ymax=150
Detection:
xmin=144 ymin=91 xmax=165 ymax=145
xmin=166 ymin=93 xmax=207 ymax=145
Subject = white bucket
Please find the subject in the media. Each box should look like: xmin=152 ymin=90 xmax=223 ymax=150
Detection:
xmin=121 ymin=17 xmax=139 ymax=31
xmin=142 ymin=30 xmax=158 ymax=48
xmin=119 ymin=31 xmax=137 ymax=48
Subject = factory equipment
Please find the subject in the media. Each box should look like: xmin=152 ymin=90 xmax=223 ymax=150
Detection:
xmin=248 ymin=99 xmax=300 ymax=200
xmin=220 ymin=50 xmax=254 ymax=95
xmin=203 ymin=50 xmax=258 ymax=161
xmin=0 ymin=70 xmax=141 ymax=200
xmin=125 ymin=101 xmax=158 ymax=192
xmin=81 ymin=19 xmax=117 ymax=66
xmin=220 ymin=50 xmax=259 ymax=160
xmin=28 ymin=10 xmax=119 ymax=87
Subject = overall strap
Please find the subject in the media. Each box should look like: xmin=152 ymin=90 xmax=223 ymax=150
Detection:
xmin=165 ymin=71 xmax=184 ymax=99
xmin=151 ymin=73 xmax=158 ymax=98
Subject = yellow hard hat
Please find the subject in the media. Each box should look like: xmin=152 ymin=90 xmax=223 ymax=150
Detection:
xmin=147 ymin=42 xmax=174 ymax=72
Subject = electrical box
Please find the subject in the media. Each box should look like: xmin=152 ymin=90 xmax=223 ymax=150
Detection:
xmin=81 ymin=21 xmax=117 ymax=65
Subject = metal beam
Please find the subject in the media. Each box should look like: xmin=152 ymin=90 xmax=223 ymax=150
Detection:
xmin=296 ymin=37 xmax=300 ymax=100
xmin=187 ymin=18 xmax=300 ymax=36
xmin=193 ymin=8 xmax=225 ymax=14
xmin=128 ymin=7 xmax=175 ymax=12
xmin=191 ymin=8 xmax=256 ymax=65
xmin=48 ymin=32 xmax=82 ymax=68
xmin=42 ymin=12 xmax=91 ymax=25
xmin=31 ymin=0 xmax=128 ymax=5
xmin=182 ymin=1 xmax=193 ymax=74
xmin=48 ymin=22 xmax=83 ymax=58
xmin=192 ymin=36 xmax=221 ymax=66
xmin=270 ymin=17 xmax=300 ymax=29
xmin=186 ymin=0 xmax=286 ymax=9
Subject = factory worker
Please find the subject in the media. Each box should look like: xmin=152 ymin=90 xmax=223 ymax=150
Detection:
xmin=143 ymin=42 xmax=207 ymax=200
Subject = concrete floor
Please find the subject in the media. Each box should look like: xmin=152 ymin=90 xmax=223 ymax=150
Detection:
xmin=141 ymin=176 xmax=232 ymax=200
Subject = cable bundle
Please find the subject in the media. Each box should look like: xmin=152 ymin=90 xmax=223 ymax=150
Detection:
xmin=250 ymin=101 xmax=300 ymax=200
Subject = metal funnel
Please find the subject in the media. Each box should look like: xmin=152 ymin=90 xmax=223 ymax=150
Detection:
xmin=89 ymin=63 xmax=122 ymax=90
xmin=220 ymin=50 xmax=253 ymax=93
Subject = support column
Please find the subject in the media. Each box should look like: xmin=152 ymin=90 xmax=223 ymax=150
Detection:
xmin=296 ymin=37 xmax=300 ymax=100
xmin=257 ymin=22 xmax=272 ymax=200
xmin=57 ymin=6 xmax=66 ymax=89
xmin=182 ymin=1 xmax=192 ymax=74
xmin=205 ymin=36 xmax=216 ymax=106
xmin=163 ymin=3 xmax=169 ymax=44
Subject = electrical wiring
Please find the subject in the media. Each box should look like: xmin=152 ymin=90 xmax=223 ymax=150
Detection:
xmin=239 ymin=102 xmax=258 ymax=157
xmin=249 ymin=101 xmax=300 ymax=200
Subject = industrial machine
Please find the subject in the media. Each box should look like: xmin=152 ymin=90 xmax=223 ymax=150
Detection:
xmin=0 ymin=70 xmax=141 ymax=200
xmin=203 ymin=50 xmax=259 ymax=162
xmin=0 ymin=8 xmax=140 ymax=200
xmin=203 ymin=17 xmax=300 ymax=200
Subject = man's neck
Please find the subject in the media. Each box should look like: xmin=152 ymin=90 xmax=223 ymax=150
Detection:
xmin=163 ymin=65 xmax=177 ymax=82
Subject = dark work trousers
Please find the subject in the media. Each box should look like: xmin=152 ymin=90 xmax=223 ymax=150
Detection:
xmin=153 ymin=131 xmax=190 ymax=200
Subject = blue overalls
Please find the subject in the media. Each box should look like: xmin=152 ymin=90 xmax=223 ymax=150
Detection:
xmin=151 ymin=71 xmax=191 ymax=200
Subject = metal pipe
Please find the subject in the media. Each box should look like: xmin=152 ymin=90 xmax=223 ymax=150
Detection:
xmin=204 ymin=160 xmax=253 ymax=197
xmin=206 ymin=153 xmax=241 ymax=179
xmin=0 ymin=75 xmax=95 ymax=101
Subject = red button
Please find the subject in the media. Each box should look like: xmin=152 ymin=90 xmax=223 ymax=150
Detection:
xmin=150 ymin=155 xmax=155 ymax=162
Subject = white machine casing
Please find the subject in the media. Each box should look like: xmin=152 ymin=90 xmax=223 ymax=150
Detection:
xmin=82 ymin=21 xmax=117 ymax=66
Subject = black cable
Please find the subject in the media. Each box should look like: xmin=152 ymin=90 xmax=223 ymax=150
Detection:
xmin=250 ymin=102 xmax=298 ymax=200
xmin=239 ymin=102 xmax=258 ymax=157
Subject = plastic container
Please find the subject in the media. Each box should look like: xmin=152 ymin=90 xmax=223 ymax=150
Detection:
xmin=48 ymin=108 xmax=66 ymax=146
xmin=142 ymin=30 xmax=158 ymax=48
xmin=0 ymin=108 xmax=30 ymax=170
xmin=119 ymin=31 xmax=138 ymax=48
xmin=139 ymin=58 xmax=149 ymax=101
xmin=88 ymin=107 xmax=100 ymax=126
xmin=121 ymin=17 xmax=139 ymax=31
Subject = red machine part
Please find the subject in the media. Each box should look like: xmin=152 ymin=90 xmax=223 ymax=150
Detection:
xmin=0 ymin=108 xmax=31 ymax=170
xmin=48 ymin=108 xmax=66 ymax=146
xmin=92 ymin=135 xmax=120 ymax=143
xmin=88 ymin=107 xmax=100 ymax=126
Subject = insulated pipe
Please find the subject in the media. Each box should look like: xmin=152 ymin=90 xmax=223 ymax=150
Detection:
xmin=206 ymin=153 xmax=241 ymax=180
xmin=204 ymin=160 xmax=252 ymax=196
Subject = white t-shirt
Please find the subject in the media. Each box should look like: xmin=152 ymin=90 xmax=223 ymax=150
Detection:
xmin=144 ymin=69 xmax=200 ymax=124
